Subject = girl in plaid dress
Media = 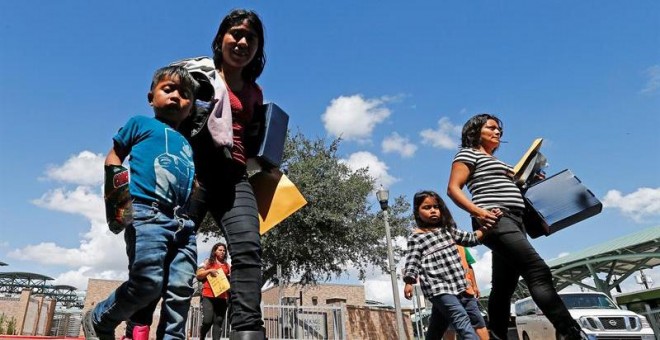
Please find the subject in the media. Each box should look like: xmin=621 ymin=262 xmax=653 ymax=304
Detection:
xmin=403 ymin=190 xmax=497 ymax=340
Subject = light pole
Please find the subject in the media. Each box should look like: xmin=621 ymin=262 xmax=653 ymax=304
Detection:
xmin=377 ymin=186 xmax=406 ymax=340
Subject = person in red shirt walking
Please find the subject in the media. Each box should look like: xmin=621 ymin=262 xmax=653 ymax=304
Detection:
xmin=197 ymin=242 xmax=231 ymax=340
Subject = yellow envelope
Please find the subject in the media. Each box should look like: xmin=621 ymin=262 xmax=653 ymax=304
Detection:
xmin=249 ymin=170 xmax=308 ymax=235
xmin=207 ymin=270 xmax=230 ymax=297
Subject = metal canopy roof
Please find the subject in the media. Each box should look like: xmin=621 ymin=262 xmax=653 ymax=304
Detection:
xmin=512 ymin=225 xmax=660 ymax=300
xmin=0 ymin=271 xmax=82 ymax=307
xmin=0 ymin=271 xmax=54 ymax=281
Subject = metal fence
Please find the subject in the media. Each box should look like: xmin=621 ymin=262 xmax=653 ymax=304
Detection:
xmin=187 ymin=304 xmax=346 ymax=340
xmin=50 ymin=310 xmax=82 ymax=337
xmin=51 ymin=304 xmax=346 ymax=339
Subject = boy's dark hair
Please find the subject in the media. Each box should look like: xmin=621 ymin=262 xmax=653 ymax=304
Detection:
xmin=212 ymin=9 xmax=266 ymax=83
xmin=460 ymin=113 xmax=504 ymax=153
xmin=150 ymin=65 xmax=198 ymax=100
xmin=413 ymin=190 xmax=457 ymax=229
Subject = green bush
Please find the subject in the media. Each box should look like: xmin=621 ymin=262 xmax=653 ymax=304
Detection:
xmin=6 ymin=316 xmax=16 ymax=335
xmin=0 ymin=313 xmax=17 ymax=335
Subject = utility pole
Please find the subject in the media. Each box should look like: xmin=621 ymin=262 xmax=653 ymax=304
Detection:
xmin=377 ymin=187 xmax=406 ymax=340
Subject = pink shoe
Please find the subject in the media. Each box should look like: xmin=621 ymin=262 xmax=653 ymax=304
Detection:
xmin=132 ymin=325 xmax=150 ymax=340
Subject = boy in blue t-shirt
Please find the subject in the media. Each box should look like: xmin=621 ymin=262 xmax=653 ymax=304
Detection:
xmin=83 ymin=65 xmax=197 ymax=340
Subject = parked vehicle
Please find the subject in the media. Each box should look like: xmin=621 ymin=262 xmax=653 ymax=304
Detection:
xmin=514 ymin=291 xmax=655 ymax=340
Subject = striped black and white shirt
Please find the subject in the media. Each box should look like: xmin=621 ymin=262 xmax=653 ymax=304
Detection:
xmin=453 ymin=148 xmax=525 ymax=210
xmin=403 ymin=226 xmax=480 ymax=299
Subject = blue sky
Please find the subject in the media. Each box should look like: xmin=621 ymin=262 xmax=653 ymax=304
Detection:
xmin=1 ymin=1 xmax=659 ymax=306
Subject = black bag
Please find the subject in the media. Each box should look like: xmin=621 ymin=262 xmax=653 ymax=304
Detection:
xmin=523 ymin=169 xmax=602 ymax=238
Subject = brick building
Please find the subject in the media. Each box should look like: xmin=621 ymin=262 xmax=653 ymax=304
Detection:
xmin=262 ymin=283 xmax=365 ymax=306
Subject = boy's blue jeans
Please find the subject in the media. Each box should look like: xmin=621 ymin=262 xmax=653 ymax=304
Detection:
xmin=428 ymin=293 xmax=478 ymax=340
xmin=92 ymin=203 xmax=197 ymax=339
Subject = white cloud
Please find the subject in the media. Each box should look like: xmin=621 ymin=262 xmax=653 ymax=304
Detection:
xmin=9 ymin=220 xmax=127 ymax=270
xmin=382 ymin=132 xmax=417 ymax=158
xmin=469 ymin=248 xmax=493 ymax=294
xmin=341 ymin=151 xmax=397 ymax=188
xmin=420 ymin=117 xmax=462 ymax=150
xmin=602 ymin=187 xmax=660 ymax=222
xmin=364 ymin=273 xmax=401 ymax=305
xmin=11 ymin=223 xmax=229 ymax=290
xmin=18 ymin=166 xmax=229 ymax=290
xmin=641 ymin=65 xmax=660 ymax=94
xmin=43 ymin=151 xmax=105 ymax=186
xmin=32 ymin=185 xmax=105 ymax=224
xmin=54 ymin=267 xmax=128 ymax=290
xmin=322 ymin=95 xmax=391 ymax=141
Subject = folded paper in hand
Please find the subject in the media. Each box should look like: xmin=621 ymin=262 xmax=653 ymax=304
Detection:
xmin=513 ymin=138 xmax=544 ymax=187
xmin=249 ymin=170 xmax=307 ymax=235
xmin=207 ymin=270 xmax=230 ymax=297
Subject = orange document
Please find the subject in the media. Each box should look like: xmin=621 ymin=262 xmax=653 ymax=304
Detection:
xmin=249 ymin=170 xmax=307 ymax=235
xmin=207 ymin=270 xmax=230 ymax=297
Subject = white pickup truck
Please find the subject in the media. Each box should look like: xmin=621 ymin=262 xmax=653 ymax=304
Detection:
xmin=514 ymin=291 xmax=655 ymax=340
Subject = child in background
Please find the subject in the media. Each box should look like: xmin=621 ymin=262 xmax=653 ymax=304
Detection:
xmin=83 ymin=65 xmax=197 ymax=340
xmin=403 ymin=190 xmax=498 ymax=340
xmin=433 ymin=246 xmax=489 ymax=340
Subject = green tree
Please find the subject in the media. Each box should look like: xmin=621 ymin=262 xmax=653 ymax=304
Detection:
xmin=198 ymin=132 xmax=412 ymax=286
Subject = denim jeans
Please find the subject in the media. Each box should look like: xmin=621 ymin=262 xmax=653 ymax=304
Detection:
xmin=427 ymin=294 xmax=479 ymax=340
xmin=92 ymin=203 xmax=197 ymax=339
xmin=188 ymin=174 xmax=263 ymax=331
xmin=478 ymin=211 xmax=580 ymax=339
xmin=426 ymin=293 xmax=486 ymax=339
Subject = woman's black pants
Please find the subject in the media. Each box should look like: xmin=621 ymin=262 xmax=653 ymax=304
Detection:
xmin=188 ymin=175 xmax=263 ymax=332
xmin=477 ymin=211 xmax=580 ymax=339
xmin=200 ymin=296 xmax=229 ymax=340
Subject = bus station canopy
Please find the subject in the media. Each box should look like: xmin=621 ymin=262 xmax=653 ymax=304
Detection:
xmin=511 ymin=225 xmax=660 ymax=300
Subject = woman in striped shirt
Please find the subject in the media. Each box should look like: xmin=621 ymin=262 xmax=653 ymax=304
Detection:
xmin=447 ymin=113 xmax=584 ymax=340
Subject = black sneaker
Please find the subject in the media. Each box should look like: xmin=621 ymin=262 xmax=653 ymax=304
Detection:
xmin=82 ymin=310 xmax=114 ymax=340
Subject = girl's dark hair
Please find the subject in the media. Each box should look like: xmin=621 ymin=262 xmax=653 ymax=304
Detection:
xmin=413 ymin=190 xmax=457 ymax=229
xmin=460 ymin=113 xmax=504 ymax=153
xmin=212 ymin=9 xmax=266 ymax=83
xmin=208 ymin=242 xmax=227 ymax=264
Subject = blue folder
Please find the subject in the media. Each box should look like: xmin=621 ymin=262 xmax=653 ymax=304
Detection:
xmin=255 ymin=103 xmax=289 ymax=168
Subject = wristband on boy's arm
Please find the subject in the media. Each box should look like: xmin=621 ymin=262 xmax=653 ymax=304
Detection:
xmin=104 ymin=165 xmax=133 ymax=234
xmin=403 ymin=276 xmax=417 ymax=285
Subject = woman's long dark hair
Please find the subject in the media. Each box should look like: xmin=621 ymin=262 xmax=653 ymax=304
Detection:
xmin=461 ymin=113 xmax=503 ymax=153
xmin=212 ymin=9 xmax=266 ymax=83
xmin=413 ymin=190 xmax=457 ymax=229
xmin=208 ymin=242 xmax=227 ymax=265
